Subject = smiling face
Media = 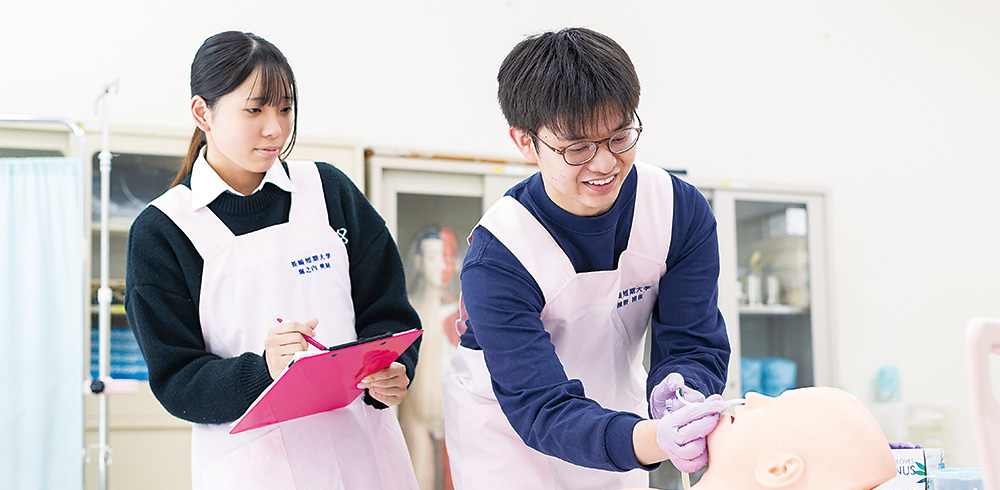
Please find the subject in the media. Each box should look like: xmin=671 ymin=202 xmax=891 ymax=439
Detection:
xmin=511 ymin=111 xmax=638 ymax=217
xmin=194 ymin=67 xmax=293 ymax=194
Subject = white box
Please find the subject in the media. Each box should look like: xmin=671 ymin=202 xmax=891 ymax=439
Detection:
xmin=875 ymin=448 xmax=947 ymax=490
xmin=764 ymin=207 xmax=808 ymax=238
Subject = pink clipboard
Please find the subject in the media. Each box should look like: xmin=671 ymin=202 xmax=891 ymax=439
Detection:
xmin=230 ymin=329 xmax=422 ymax=434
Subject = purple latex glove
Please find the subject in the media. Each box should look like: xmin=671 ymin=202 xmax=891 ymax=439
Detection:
xmin=650 ymin=372 xmax=707 ymax=419
xmin=655 ymin=393 xmax=729 ymax=473
xmin=889 ymin=441 xmax=923 ymax=449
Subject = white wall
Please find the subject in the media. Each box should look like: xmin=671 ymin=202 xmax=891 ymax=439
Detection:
xmin=4 ymin=0 xmax=998 ymax=467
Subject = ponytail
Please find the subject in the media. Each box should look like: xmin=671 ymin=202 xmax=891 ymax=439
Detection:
xmin=172 ymin=127 xmax=206 ymax=188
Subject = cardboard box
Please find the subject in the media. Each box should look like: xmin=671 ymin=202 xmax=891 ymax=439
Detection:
xmin=875 ymin=448 xmax=946 ymax=490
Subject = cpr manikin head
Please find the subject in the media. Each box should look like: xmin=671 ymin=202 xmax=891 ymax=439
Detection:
xmin=620 ymin=387 xmax=895 ymax=490
xmin=696 ymin=387 xmax=896 ymax=490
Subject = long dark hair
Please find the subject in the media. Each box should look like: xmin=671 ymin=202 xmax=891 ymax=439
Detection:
xmin=172 ymin=31 xmax=298 ymax=187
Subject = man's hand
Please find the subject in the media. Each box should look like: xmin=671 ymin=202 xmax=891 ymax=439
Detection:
xmin=650 ymin=372 xmax=707 ymax=419
xmin=655 ymin=393 xmax=729 ymax=472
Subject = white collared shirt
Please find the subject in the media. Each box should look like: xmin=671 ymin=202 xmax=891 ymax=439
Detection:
xmin=189 ymin=150 xmax=297 ymax=210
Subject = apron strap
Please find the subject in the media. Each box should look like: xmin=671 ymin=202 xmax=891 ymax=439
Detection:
xmin=150 ymin=185 xmax=235 ymax=258
xmin=286 ymin=161 xmax=329 ymax=226
xmin=627 ymin=161 xmax=674 ymax=264
xmin=477 ymin=196 xmax=575 ymax=301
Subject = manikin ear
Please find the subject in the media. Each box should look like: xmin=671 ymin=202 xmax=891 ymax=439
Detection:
xmin=191 ymin=96 xmax=211 ymax=132
xmin=508 ymin=127 xmax=539 ymax=163
xmin=754 ymin=454 xmax=805 ymax=488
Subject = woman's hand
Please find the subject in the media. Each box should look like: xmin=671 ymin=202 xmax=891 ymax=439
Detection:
xmin=264 ymin=318 xmax=319 ymax=380
xmin=358 ymin=362 xmax=409 ymax=407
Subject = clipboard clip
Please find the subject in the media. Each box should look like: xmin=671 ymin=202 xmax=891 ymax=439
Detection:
xmin=286 ymin=332 xmax=399 ymax=368
xmin=325 ymin=331 xmax=394 ymax=352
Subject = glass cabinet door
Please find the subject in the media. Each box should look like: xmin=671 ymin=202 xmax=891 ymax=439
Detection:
xmin=735 ymin=199 xmax=814 ymax=394
xmin=710 ymin=188 xmax=830 ymax=400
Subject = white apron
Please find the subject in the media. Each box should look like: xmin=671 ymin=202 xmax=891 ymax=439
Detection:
xmin=443 ymin=161 xmax=674 ymax=490
xmin=152 ymin=161 xmax=418 ymax=490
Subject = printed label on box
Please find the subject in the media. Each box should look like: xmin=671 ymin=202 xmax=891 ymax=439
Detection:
xmin=873 ymin=448 xmax=946 ymax=490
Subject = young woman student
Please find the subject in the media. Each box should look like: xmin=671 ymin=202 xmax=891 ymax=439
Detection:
xmin=125 ymin=31 xmax=420 ymax=490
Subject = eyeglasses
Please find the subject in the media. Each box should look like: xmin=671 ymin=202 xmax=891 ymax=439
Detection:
xmin=530 ymin=113 xmax=643 ymax=166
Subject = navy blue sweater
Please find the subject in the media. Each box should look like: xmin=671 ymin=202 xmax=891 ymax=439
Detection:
xmin=459 ymin=164 xmax=729 ymax=472
xmin=125 ymin=162 xmax=420 ymax=424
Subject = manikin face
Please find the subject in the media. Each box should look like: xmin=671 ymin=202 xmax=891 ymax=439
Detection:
xmin=193 ymin=67 xmax=293 ymax=194
xmin=511 ymin=112 xmax=638 ymax=217
xmin=697 ymin=387 xmax=896 ymax=490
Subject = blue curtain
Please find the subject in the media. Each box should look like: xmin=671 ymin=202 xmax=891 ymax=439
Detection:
xmin=0 ymin=157 xmax=84 ymax=489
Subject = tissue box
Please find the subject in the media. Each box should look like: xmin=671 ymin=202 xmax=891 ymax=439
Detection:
xmin=874 ymin=448 xmax=946 ymax=490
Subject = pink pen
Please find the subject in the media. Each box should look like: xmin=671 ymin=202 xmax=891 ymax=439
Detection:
xmin=276 ymin=318 xmax=327 ymax=350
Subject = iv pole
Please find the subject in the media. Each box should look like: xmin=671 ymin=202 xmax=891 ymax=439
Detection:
xmin=89 ymin=80 xmax=118 ymax=490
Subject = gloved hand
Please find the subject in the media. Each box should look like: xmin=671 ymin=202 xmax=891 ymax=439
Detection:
xmin=655 ymin=393 xmax=729 ymax=473
xmin=650 ymin=372 xmax=708 ymax=419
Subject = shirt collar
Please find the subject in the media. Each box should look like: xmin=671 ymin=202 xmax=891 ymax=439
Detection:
xmin=189 ymin=149 xmax=297 ymax=210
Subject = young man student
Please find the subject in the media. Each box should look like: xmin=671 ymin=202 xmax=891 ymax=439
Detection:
xmin=442 ymin=27 xmax=731 ymax=490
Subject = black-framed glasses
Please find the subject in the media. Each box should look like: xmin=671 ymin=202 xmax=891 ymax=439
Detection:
xmin=531 ymin=113 xmax=643 ymax=166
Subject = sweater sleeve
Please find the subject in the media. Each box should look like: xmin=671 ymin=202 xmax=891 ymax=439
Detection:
xmin=646 ymin=175 xmax=731 ymax=401
xmin=317 ymin=163 xmax=422 ymax=409
xmin=460 ymin=229 xmax=655 ymax=472
xmin=124 ymin=207 xmax=273 ymax=424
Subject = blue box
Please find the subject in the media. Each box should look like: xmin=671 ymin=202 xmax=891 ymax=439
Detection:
xmin=742 ymin=357 xmax=797 ymax=397
xmin=760 ymin=357 xmax=797 ymax=396
xmin=90 ymin=327 xmax=148 ymax=380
